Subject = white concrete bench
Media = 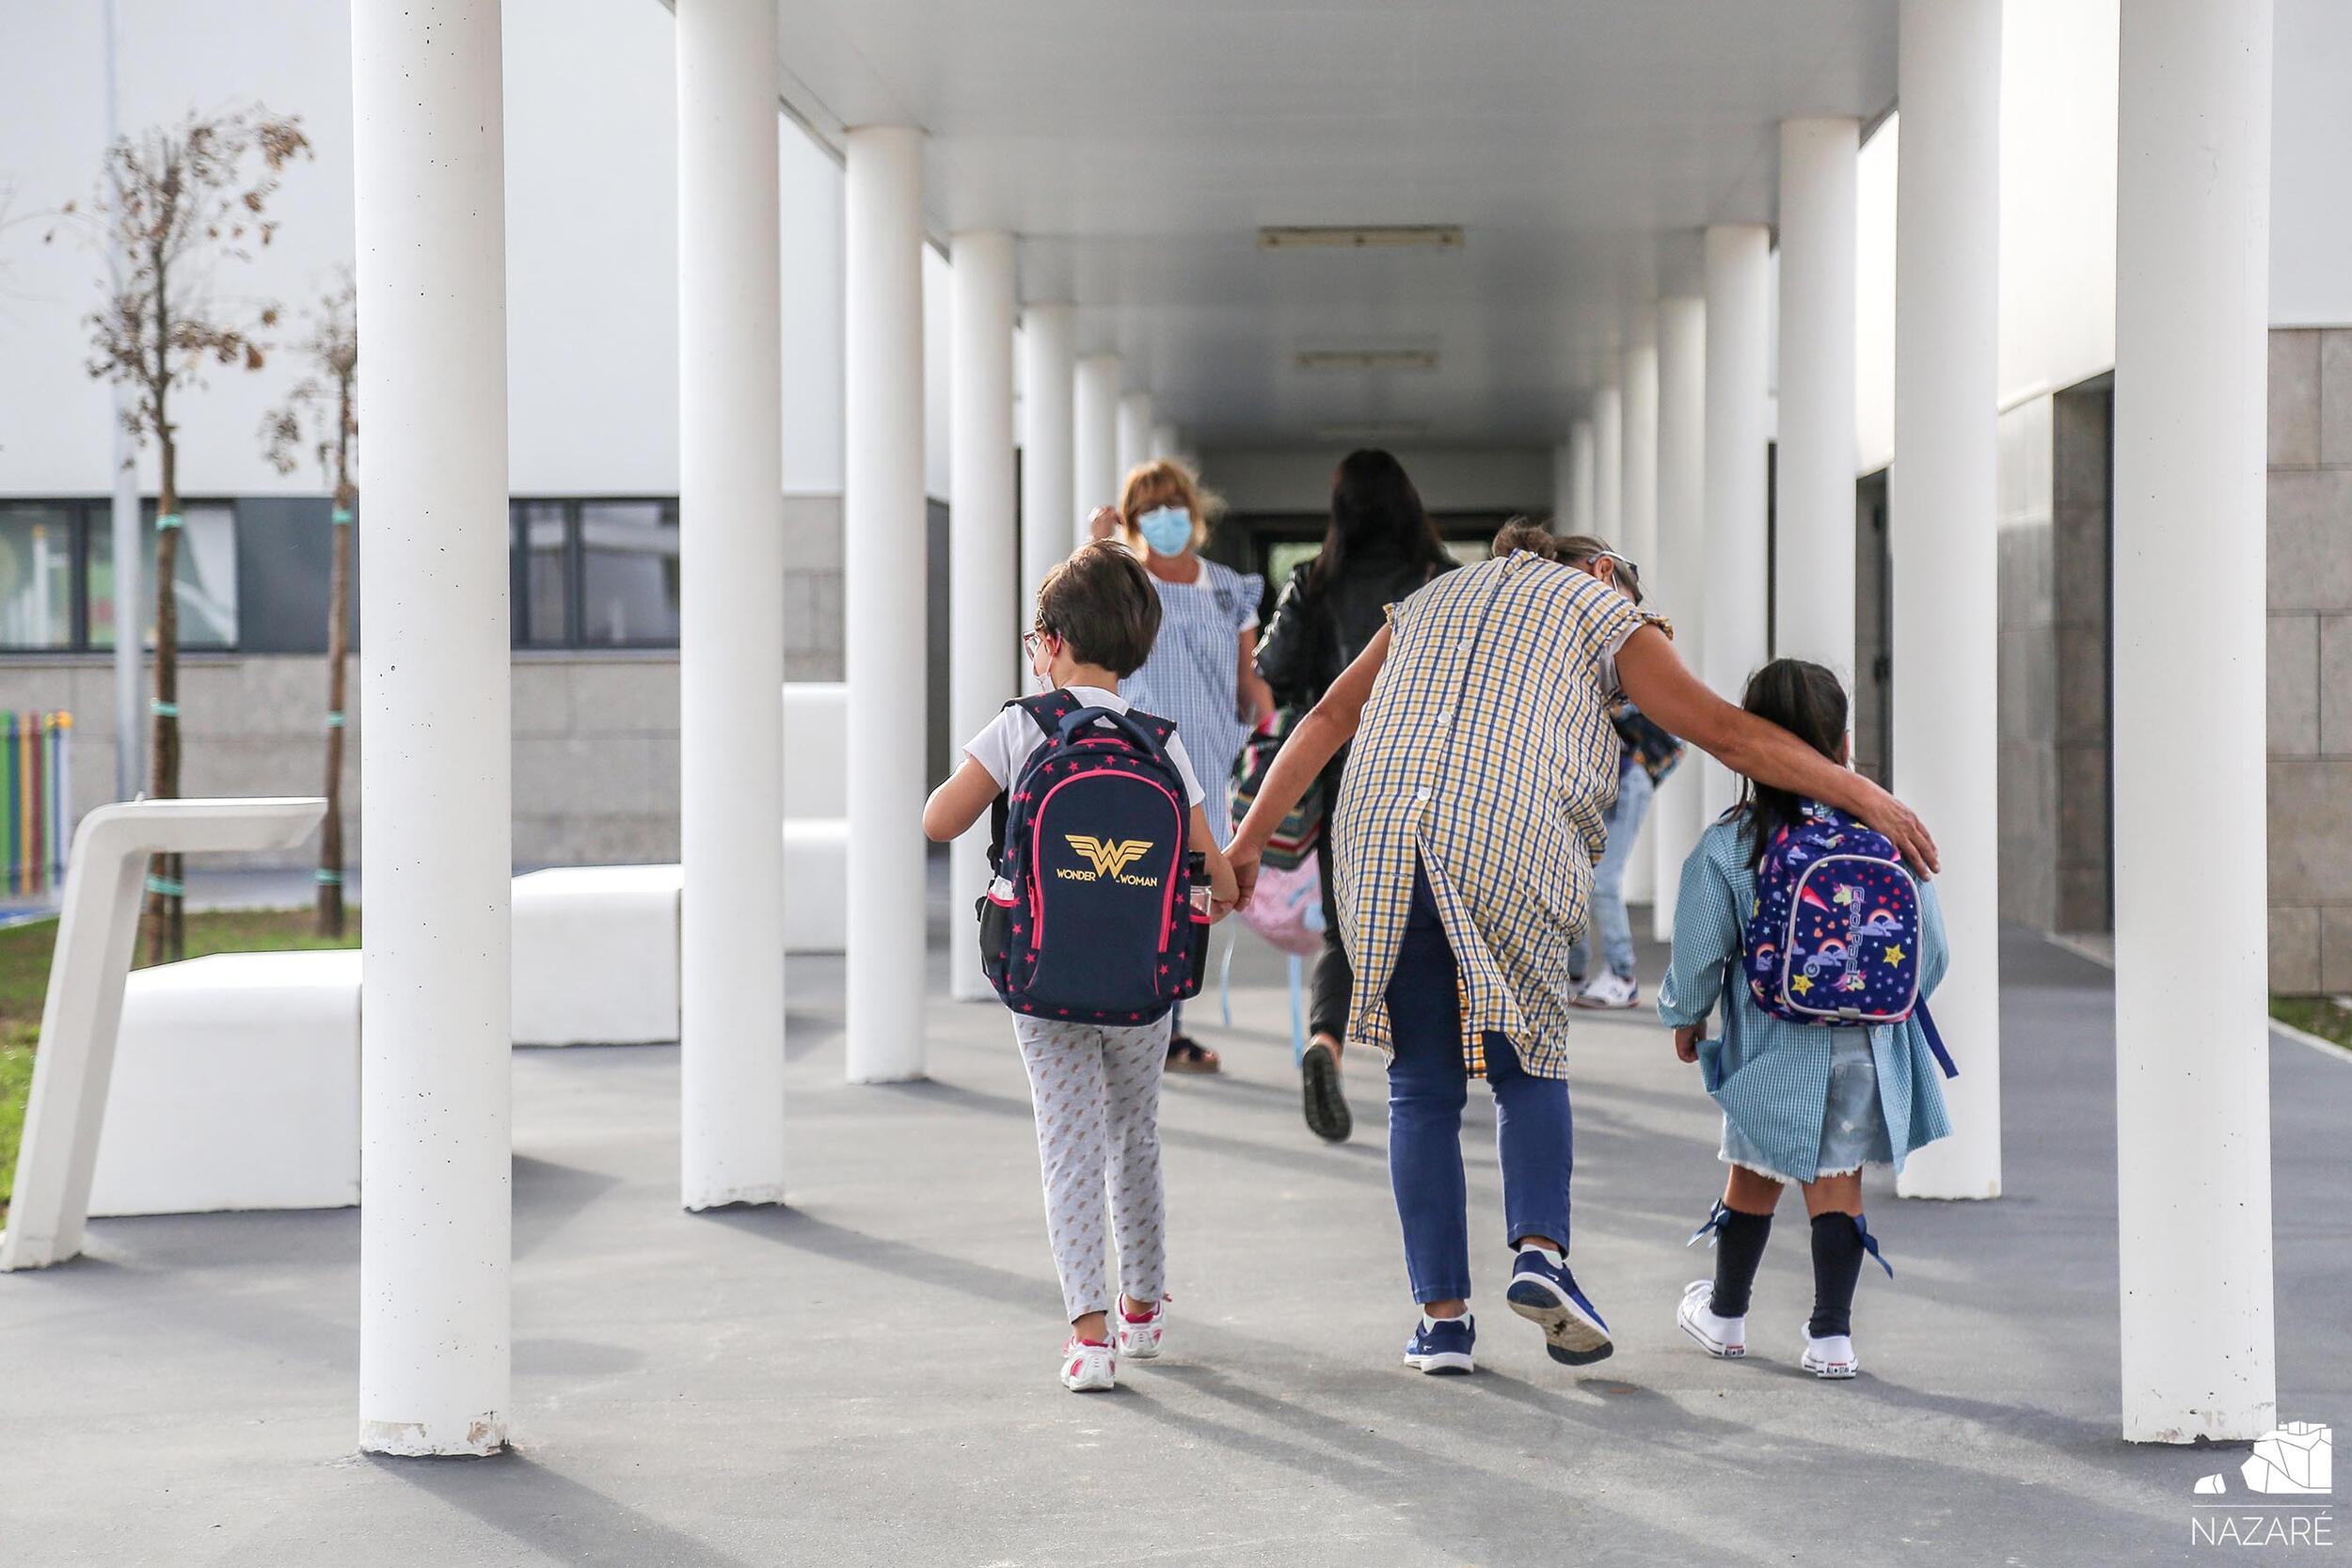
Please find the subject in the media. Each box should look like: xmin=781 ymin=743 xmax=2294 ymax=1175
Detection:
xmin=511 ymin=863 xmax=683 ymax=1045
xmin=504 ymin=684 xmax=846 ymax=1048
xmin=781 ymin=682 xmax=849 ymax=954
xmin=87 ymin=949 xmax=361 ymax=1217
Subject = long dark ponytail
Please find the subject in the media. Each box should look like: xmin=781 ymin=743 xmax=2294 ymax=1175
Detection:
xmin=1733 ymin=658 xmax=1849 ymax=871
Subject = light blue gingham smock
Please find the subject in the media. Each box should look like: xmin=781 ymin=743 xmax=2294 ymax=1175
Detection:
xmin=1122 ymin=556 xmax=1263 ymax=847
xmin=1657 ymin=814 xmax=1954 ymax=1183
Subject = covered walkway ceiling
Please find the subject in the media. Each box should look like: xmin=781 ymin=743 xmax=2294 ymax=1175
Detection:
xmin=769 ymin=0 xmax=1897 ymax=445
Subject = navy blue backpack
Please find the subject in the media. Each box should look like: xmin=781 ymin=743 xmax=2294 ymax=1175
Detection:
xmin=1740 ymin=804 xmax=1956 ymax=1078
xmin=978 ymin=690 xmax=1210 ymax=1024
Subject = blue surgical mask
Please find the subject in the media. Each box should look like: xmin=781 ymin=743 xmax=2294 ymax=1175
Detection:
xmin=1135 ymin=505 xmax=1193 ymax=557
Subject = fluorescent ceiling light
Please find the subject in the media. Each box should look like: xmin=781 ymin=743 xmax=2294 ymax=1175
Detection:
xmin=1295 ymin=348 xmax=1439 ymax=373
xmin=1313 ymin=421 xmax=1430 ymax=440
xmin=1258 ymin=225 xmax=1464 ymax=251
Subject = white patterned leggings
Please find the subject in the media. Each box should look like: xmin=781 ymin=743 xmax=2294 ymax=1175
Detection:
xmin=1011 ymin=1012 xmax=1172 ymax=1323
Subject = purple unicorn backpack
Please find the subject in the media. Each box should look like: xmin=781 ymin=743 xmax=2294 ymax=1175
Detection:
xmin=1740 ymin=803 xmax=1956 ymax=1077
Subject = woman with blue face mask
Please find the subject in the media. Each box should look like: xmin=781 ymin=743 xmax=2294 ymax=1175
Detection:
xmin=1091 ymin=459 xmax=1271 ymax=1073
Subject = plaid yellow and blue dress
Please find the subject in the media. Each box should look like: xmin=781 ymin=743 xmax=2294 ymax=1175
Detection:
xmin=1331 ymin=550 xmax=1659 ymax=1079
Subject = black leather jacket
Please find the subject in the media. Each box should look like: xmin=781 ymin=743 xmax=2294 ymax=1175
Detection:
xmin=1255 ymin=550 xmax=1457 ymax=706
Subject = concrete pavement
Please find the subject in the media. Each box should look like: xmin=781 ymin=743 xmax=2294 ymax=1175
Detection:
xmin=0 ymin=911 xmax=2344 ymax=1565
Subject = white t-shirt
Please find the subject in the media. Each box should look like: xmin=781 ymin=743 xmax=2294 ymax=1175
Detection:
xmin=964 ymin=684 xmax=1207 ymax=805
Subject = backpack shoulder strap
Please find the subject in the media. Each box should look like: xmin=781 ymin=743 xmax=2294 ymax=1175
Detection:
xmin=989 ymin=691 xmax=1080 ymax=870
xmin=1015 ymin=689 xmax=1080 ymax=733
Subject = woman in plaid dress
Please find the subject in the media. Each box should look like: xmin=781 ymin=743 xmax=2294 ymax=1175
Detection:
xmin=1226 ymin=519 xmax=1939 ymax=1376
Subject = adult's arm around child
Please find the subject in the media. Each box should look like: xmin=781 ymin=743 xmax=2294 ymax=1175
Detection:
xmin=1616 ymin=626 xmax=1941 ymax=877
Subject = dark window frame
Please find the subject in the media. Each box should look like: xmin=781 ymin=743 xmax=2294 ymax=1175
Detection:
xmin=508 ymin=495 xmax=681 ymax=652
xmin=0 ymin=496 xmax=242 ymax=656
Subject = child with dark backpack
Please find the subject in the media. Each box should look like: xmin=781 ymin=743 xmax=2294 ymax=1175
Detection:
xmin=923 ymin=541 xmax=1237 ymax=1393
xmin=1656 ymin=658 xmax=1955 ymax=1379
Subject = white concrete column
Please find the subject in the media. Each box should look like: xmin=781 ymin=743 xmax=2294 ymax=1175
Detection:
xmin=1621 ymin=329 xmax=1660 ymax=575
xmin=1773 ymin=117 xmax=1861 ymax=677
xmin=1619 ymin=330 xmax=1661 ymax=906
xmin=1651 ymin=294 xmax=1706 ymax=939
xmin=1593 ymin=385 xmax=1624 ymax=543
xmin=948 ymin=232 xmax=1019 ymax=1003
xmin=676 ymin=0 xmax=787 ymax=1203
xmin=1021 ymin=305 xmax=1075 ymax=600
xmin=1550 ymin=439 xmax=1576 ymax=527
xmin=1117 ymin=390 xmax=1156 ymax=476
xmin=1700 ymin=225 xmax=1772 ymax=823
xmin=1566 ymin=420 xmax=1597 ymax=533
xmin=351 ymin=0 xmax=511 ymax=1457
xmin=843 ymin=125 xmax=929 ymax=1084
xmin=1073 ymin=353 xmax=1122 ymax=536
xmin=2112 ymin=0 xmax=2276 ymax=1445
xmin=1891 ymin=0 xmax=2002 ymax=1207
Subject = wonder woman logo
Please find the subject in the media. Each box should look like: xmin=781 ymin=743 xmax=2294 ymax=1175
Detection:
xmin=1065 ymin=835 xmax=1155 ymax=878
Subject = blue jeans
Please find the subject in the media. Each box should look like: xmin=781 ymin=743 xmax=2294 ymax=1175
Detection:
xmin=1385 ymin=863 xmax=1575 ymax=1305
xmin=1567 ymin=764 xmax=1656 ymax=980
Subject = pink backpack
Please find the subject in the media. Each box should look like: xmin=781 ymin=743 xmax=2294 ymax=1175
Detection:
xmin=1238 ymin=850 xmax=1326 ymax=958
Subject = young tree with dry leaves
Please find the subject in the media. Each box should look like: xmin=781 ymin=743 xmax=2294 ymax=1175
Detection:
xmin=262 ymin=274 xmax=356 ymax=938
xmin=63 ymin=106 xmax=310 ymax=960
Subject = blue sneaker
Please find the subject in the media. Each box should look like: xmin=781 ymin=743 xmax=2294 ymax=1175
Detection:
xmin=1505 ymin=1248 xmax=1613 ymax=1366
xmin=1402 ymin=1313 xmax=1476 ymax=1375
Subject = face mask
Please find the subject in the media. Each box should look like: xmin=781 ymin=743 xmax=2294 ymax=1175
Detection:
xmin=1135 ymin=505 xmax=1193 ymax=557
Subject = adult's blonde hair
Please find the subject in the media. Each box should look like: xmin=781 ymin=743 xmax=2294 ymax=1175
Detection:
xmin=1117 ymin=458 xmax=1224 ymax=556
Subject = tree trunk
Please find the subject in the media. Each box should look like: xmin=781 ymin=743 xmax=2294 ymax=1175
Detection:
xmin=319 ymin=448 xmax=353 ymax=939
xmin=142 ymin=431 xmax=184 ymax=964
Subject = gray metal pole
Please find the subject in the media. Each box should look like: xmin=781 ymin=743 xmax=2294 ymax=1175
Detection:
xmin=103 ymin=0 xmax=144 ymax=800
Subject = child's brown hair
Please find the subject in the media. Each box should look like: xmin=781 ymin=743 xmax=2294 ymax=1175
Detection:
xmin=1035 ymin=540 xmax=1164 ymax=676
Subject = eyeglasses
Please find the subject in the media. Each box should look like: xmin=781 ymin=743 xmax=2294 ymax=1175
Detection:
xmin=1023 ymin=629 xmax=1053 ymax=659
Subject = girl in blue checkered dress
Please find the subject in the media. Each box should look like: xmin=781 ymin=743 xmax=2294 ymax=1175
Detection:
xmin=1659 ymin=658 xmax=1953 ymax=1380
xmin=1097 ymin=460 xmax=1271 ymax=1073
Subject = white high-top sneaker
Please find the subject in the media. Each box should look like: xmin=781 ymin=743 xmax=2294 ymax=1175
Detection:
xmin=1676 ymin=1279 xmax=1747 ymax=1358
xmin=1800 ymin=1326 xmax=1859 ymax=1379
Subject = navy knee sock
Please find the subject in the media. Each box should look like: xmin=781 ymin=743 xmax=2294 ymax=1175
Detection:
xmin=1809 ymin=1212 xmax=1867 ymax=1338
xmin=1708 ymin=1207 xmax=1773 ymax=1319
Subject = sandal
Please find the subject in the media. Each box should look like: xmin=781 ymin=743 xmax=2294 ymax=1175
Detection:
xmin=1165 ymin=1035 xmax=1221 ymax=1074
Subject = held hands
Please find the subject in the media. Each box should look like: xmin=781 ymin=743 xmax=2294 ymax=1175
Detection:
xmin=1226 ymin=837 xmax=1263 ymax=911
xmin=1086 ymin=505 xmax=1122 ymax=542
xmin=1674 ymin=1024 xmax=1704 ymax=1065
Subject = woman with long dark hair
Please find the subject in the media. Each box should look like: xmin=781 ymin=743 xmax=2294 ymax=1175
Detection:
xmin=1255 ymin=450 xmax=1457 ymax=1143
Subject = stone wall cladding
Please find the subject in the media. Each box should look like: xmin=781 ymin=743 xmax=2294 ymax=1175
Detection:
xmin=2267 ymin=328 xmax=2352 ymax=995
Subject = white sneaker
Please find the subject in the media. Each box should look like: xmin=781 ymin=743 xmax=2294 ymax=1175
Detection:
xmin=1059 ymin=1336 xmax=1117 ymax=1392
xmin=1116 ymin=1297 xmax=1168 ymax=1360
xmin=1800 ymin=1327 xmax=1859 ymax=1379
xmin=1574 ymin=972 xmax=1640 ymax=1010
xmin=1676 ymin=1279 xmax=1746 ymax=1358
